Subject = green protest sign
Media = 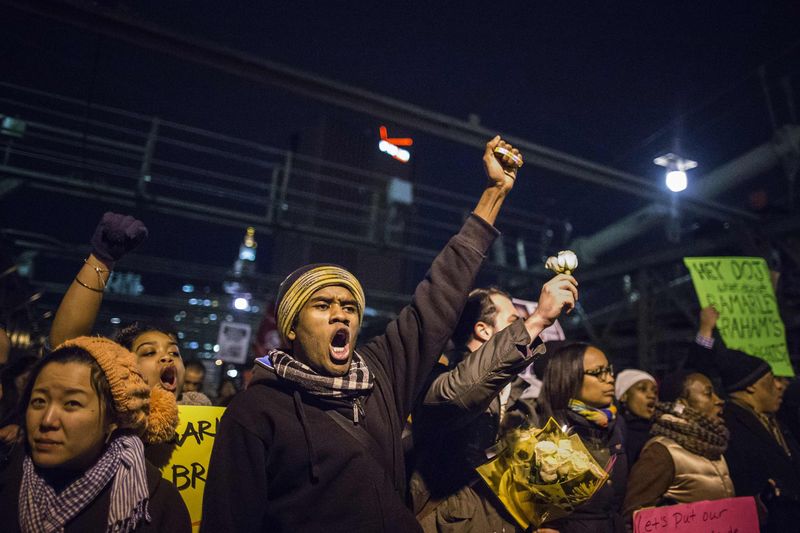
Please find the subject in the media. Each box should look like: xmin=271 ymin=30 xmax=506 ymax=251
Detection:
xmin=684 ymin=257 xmax=793 ymax=377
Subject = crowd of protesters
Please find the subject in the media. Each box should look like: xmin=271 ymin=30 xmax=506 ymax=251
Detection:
xmin=0 ymin=136 xmax=798 ymax=532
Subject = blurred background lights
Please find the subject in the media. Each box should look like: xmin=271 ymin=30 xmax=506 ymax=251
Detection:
xmin=233 ymin=296 xmax=249 ymax=310
xmin=378 ymin=140 xmax=410 ymax=163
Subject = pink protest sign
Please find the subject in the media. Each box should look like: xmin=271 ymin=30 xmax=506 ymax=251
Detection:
xmin=633 ymin=497 xmax=758 ymax=533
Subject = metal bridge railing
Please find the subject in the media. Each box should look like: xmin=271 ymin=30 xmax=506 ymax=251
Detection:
xmin=0 ymin=81 xmax=566 ymax=271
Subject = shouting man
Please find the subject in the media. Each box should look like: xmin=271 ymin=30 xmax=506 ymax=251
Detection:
xmin=202 ymin=137 xmax=524 ymax=532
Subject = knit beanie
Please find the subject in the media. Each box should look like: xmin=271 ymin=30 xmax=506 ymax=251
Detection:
xmin=57 ymin=336 xmax=179 ymax=444
xmin=275 ymin=263 xmax=365 ymax=345
xmin=718 ymin=348 xmax=771 ymax=393
xmin=615 ymin=369 xmax=657 ymax=400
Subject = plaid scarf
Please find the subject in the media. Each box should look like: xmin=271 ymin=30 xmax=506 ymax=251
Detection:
xmin=19 ymin=433 xmax=150 ymax=533
xmin=568 ymin=399 xmax=617 ymax=428
xmin=651 ymin=402 xmax=729 ymax=460
xmin=257 ymin=349 xmax=374 ymax=399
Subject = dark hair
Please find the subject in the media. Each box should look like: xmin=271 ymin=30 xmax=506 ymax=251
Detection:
xmin=18 ymin=346 xmax=117 ymax=431
xmin=0 ymin=354 xmax=39 ymax=424
xmin=538 ymin=342 xmax=591 ymax=423
xmin=451 ymin=287 xmax=512 ymax=348
xmin=115 ymin=321 xmax=179 ymax=351
xmin=659 ymin=370 xmax=703 ymax=403
xmin=184 ymin=359 xmax=205 ymax=374
xmin=216 ymin=378 xmax=239 ymax=407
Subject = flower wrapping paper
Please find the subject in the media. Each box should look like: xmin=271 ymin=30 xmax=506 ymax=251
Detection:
xmin=476 ymin=417 xmax=611 ymax=529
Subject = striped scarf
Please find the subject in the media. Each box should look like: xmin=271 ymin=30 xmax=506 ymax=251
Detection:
xmin=568 ymin=399 xmax=617 ymax=428
xmin=257 ymin=349 xmax=374 ymax=398
xmin=19 ymin=433 xmax=150 ymax=533
xmin=651 ymin=402 xmax=729 ymax=460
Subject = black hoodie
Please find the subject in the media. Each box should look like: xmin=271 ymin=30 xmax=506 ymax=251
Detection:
xmin=201 ymin=215 xmax=498 ymax=533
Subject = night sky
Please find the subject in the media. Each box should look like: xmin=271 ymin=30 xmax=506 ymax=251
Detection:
xmin=4 ymin=2 xmax=798 ymax=230
xmin=2 ymin=1 xmax=799 ymax=312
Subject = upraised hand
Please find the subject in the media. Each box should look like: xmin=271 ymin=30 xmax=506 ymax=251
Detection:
xmin=530 ymin=274 xmax=579 ymax=328
xmin=90 ymin=212 xmax=148 ymax=267
xmin=483 ymin=136 xmax=522 ymax=193
xmin=699 ymin=305 xmax=719 ymax=337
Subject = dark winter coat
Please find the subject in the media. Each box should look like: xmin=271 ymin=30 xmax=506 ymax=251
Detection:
xmin=0 ymin=445 xmax=190 ymax=533
xmin=621 ymin=408 xmax=651 ymax=466
xmin=410 ymin=319 xmax=545 ymax=532
xmin=544 ymin=411 xmax=628 ymax=533
xmin=723 ymin=400 xmax=800 ymax=533
xmin=200 ymin=215 xmax=498 ymax=533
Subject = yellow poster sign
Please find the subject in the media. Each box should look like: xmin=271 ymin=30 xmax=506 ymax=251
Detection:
xmin=159 ymin=406 xmax=226 ymax=532
xmin=684 ymin=256 xmax=793 ymax=377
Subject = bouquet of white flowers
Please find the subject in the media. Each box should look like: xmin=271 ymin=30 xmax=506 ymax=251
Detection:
xmin=476 ymin=417 xmax=611 ymax=529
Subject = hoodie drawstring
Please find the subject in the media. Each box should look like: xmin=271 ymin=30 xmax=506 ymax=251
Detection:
xmin=353 ymin=397 xmax=365 ymax=424
xmin=292 ymin=390 xmax=319 ymax=482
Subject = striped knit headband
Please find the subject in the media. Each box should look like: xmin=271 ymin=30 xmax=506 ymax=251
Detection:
xmin=276 ymin=264 xmax=365 ymax=344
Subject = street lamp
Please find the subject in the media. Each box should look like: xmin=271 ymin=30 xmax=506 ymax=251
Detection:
xmin=653 ymin=153 xmax=697 ymax=192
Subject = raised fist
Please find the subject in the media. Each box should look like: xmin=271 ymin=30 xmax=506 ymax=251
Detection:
xmin=90 ymin=212 xmax=148 ymax=266
xmin=483 ymin=136 xmax=523 ymax=191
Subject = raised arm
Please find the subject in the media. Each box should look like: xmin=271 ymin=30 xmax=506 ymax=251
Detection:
xmin=688 ymin=305 xmax=723 ymax=383
xmin=472 ymin=136 xmax=519 ymax=225
xmin=419 ymin=274 xmax=578 ymax=428
xmin=50 ymin=213 xmax=147 ymax=347
xmin=697 ymin=305 xmax=719 ymax=340
xmin=361 ymin=137 xmax=522 ymax=420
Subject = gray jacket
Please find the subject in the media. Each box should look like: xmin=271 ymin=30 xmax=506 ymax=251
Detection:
xmin=410 ymin=319 xmax=545 ymax=532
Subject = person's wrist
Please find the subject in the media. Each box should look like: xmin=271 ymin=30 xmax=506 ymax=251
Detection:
xmin=88 ymin=253 xmax=114 ymax=269
xmin=88 ymin=253 xmax=115 ymax=271
xmin=486 ymin=181 xmax=512 ymax=196
xmin=526 ymin=311 xmax=551 ymax=336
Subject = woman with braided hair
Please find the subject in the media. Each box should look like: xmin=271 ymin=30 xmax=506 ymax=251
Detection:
xmin=622 ymin=371 xmax=734 ymax=528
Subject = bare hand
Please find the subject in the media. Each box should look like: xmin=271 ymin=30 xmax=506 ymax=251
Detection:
xmin=699 ymin=305 xmax=719 ymax=337
xmin=483 ymin=136 xmax=522 ymax=192
xmin=531 ymin=274 xmax=579 ymax=327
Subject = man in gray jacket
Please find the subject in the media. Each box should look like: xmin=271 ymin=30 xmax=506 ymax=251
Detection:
xmin=411 ymin=280 xmax=575 ymax=532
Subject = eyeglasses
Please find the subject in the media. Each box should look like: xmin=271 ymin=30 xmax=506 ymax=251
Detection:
xmin=584 ymin=365 xmax=614 ymax=382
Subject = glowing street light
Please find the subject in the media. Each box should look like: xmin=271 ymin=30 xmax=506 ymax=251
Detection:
xmin=665 ymin=170 xmax=688 ymax=192
xmin=233 ymin=297 xmax=249 ymax=310
xmin=654 ymin=153 xmax=697 ymax=193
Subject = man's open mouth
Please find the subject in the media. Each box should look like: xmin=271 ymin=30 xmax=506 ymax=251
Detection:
xmin=329 ymin=328 xmax=350 ymax=363
xmin=160 ymin=365 xmax=178 ymax=391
